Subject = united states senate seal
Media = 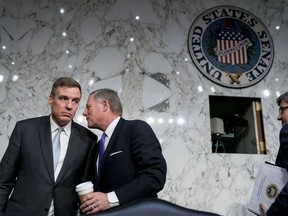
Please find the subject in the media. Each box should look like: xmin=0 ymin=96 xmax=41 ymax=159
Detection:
xmin=188 ymin=5 xmax=274 ymax=88
xmin=265 ymin=183 xmax=279 ymax=199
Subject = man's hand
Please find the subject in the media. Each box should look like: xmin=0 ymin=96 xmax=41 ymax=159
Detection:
xmin=260 ymin=202 xmax=268 ymax=216
xmin=80 ymin=192 xmax=110 ymax=214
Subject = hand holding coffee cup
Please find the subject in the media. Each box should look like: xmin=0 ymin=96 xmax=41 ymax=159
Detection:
xmin=75 ymin=181 xmax=94 ymax=203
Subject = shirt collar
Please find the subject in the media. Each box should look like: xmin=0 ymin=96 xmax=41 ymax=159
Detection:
xmin=50 ymin=115 xmax=72 ymax=136
xmin=105 ymin=116 xmax=120 ymax=138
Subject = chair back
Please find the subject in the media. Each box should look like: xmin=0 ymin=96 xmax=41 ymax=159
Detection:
xmin=91 ymin=198 xmax=221 ymax=216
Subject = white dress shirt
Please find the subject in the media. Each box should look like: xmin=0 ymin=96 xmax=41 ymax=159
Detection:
xmin=101 ymin=116 xmax=120 ymax=208
xmin=48 ymin=116 xmax=71 ymax=216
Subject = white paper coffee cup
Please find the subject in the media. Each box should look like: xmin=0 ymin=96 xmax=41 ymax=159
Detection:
xmin=75 ymin=181 xmax=94 ymax=203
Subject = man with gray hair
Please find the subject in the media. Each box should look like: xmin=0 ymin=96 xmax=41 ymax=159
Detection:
xmin=80 ymin=88 xmax=167 ymax=214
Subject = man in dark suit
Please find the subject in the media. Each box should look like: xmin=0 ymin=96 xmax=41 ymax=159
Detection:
xmin=260 ymin=91 xmax=288 ymax=215
xmin=80 ymin=88 xmax=167 ymax=214
xmin=0 ymin=77 xmax=97 ymax=216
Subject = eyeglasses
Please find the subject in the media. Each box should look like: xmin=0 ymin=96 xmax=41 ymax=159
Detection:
xmin=278 ymin=106 xmax=288 ymax=114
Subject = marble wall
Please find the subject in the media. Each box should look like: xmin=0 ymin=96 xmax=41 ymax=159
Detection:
xmin=0 ymin=0 xmax=287 ymax=215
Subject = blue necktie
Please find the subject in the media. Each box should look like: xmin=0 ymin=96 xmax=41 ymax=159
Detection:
xmin=52 ymin=128 xmax=62 ymax=171
xmin=98 ymin=133 xmax=106 ymax=175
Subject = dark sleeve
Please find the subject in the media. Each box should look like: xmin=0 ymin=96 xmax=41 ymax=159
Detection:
xmin=267 ymin=124 xmax=288 ymax=215
xmin=115 ymin=120 xmax=167 ymax=204
xmin=81 ymin=142 xmax=97 ymax=183
xmin=0 ymin=123 xmax=21 ymax=211
xmin=77 ymin=125 xmax=98 ymax=184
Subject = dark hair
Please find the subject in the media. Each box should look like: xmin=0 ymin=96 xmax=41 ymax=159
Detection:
xmin=91 ymin=88 xmax=123 ymax=116
xmin=276 ymin=92 xmax=288 ymax=106
xmin=50 ymin=77 xmax=82 ymax=96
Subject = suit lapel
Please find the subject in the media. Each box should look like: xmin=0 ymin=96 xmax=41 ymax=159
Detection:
xmin=100 ymin=118 xmax=124 ymax=173
xmin=104 ymin=118 xmax=124 ymax=153
xmin=38 ymin=116 xmax=55 ymax=182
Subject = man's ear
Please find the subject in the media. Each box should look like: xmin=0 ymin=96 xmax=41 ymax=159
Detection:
xmin=48 ymin=95 xmax=53 ymax=106
xmin=102 ymin=99 xmax=109 ymax=112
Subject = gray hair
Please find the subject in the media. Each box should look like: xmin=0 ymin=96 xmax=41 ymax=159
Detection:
xmin=90 ymin=88 xmax=123 ymax=116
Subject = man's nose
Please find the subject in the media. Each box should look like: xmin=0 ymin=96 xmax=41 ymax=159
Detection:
xmin=277 ymin=114 xmax=282 ymax=121
xmin=65 ymin=100 xmax=73 ymax=109
xmin=83 ymin=109 xmax=87 ymax=116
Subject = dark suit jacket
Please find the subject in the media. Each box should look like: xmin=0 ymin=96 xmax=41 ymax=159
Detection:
xmin=0 ymin=116 xmax=97 ymax=216
xmin=83 ymin=118 xmax=167 ymax=205
xmin=267 ymin=124 xmax=288 ymax=215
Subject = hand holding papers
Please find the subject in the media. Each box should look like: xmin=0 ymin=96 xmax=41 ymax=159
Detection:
xmin=247 ymin=162 xmax=288 ymax=215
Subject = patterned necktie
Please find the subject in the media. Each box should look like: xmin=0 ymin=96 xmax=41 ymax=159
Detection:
xmin=98 ymin=133 xmax=106 ymax=175
xmin=52 ymin=128 xmax=62 ymax=171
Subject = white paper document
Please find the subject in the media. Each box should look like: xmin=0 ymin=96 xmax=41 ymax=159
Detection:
xmin=247 ymin=162 xmax=288 ymax=215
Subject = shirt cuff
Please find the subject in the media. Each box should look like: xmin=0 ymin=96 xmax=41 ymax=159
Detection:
xmin=107 ymin=191 xmax=120 ymax=208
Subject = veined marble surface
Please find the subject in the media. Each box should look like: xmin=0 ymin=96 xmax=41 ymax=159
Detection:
xmin=0 ymin=0 xmax=287 ymax=215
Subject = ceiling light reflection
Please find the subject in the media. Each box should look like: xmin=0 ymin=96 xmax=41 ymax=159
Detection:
xmin=145 ymin=116 xmax=186 ymax=126
xmin=147 ymin=117 xmax=154 ymax=124
xmin=177 ymin=117 xmax=185 ymax=125
xmin=263 ymin=89 xmax=270 ymax=97
xmin=0 ymin=75 xmax=4 ymax=82
xmin=77 ymin=115 xmax=84 ymax=123
xmin=12 ymin=75 xmax=19 ymax=82
xmin=89 ymin=79 xmax=94 ymax=86
xmin=198 ymin=85 xmax=203 ymax=92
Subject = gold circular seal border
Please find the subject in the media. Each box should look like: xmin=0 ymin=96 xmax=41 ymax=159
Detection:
xmin=265 ymin=183 xmax=279 ymax=199
xmin=188 ymin=5 xmax=274 ymax=88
